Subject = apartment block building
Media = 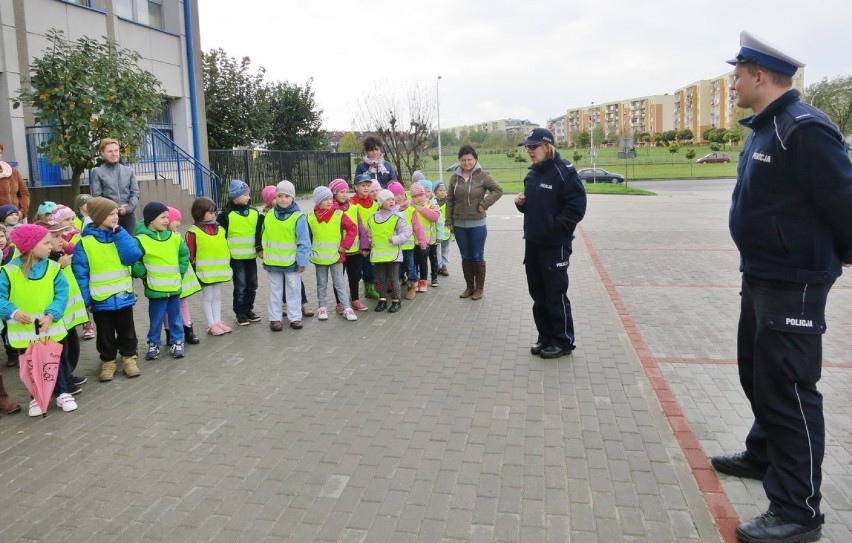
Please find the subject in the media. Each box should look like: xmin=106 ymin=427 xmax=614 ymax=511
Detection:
xmin=550 ymin=94 xmax=675 ymax=147
xmin=0 ymin=0 xmax=207 ymax=184
xmin=446 ymin=118 xmax=540 ymax=140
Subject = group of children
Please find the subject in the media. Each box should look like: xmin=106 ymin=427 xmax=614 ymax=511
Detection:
xmin=0 ymin=172 xmax=453 ymax=418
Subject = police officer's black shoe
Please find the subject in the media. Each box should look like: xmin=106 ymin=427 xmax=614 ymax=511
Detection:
xmin=530 ymin=342 xmax=545 ymax=355
xmin=710 ymin=451 xmax=767 ymax=480
xmin=735 ymin=511 xmax=821 ymax=543
xmin=540 ymin=344 xmax=574 ymax=359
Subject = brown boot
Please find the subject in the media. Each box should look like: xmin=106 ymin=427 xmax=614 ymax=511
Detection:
xmin=99 ymin=360 xmax=117 ymax=382
xmin=122 ymin=355 xmax=141 ymax=378
xmin=471 ymin=262 xmax=486 ymax=300
xmin=459 ymin=261 xmax=475 ymax=298
xmin=405 ymin=281 xmax=417 ymax=300
xmin=0 ymin=372 xmax=21 ymax=415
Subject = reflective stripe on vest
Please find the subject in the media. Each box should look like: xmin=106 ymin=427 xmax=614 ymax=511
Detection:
xmin=62 ymin=266 xmax=88 ymax=329
xmin=402 ymin=206 xmax=416 ymax=250
xmin=188 ymin=225 xmax=233 ymax=284
xmin=307 ymin=210 xmax=343 ymax=265
xmin=80 ymin=236 xmax=133 ymax=301
xmin=226 ymin=210 xmax=259 ymax=260
xmin=368 ymin=214 xmax=402 ymax=263
xmin=262 ymin=211 xmax=302 ymax=267
xmin=341 ymin=205 xmax=360 ymax=254
xmin=4 ymin=262 xmax=68 ymax=348
xmin=180 ymin=265 xmax=202 ymax=298
xmin=137 ymin=234 xmax=183 ymax=293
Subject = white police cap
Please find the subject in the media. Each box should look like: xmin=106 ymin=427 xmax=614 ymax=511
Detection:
xmin=726 ymin=31 xmax=805 ymax=76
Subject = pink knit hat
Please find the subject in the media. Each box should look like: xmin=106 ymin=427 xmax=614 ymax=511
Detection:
xmin=9 ymin=224 xmax=50 ymax=255
xmin=50 ymin=204 xmax=75 ymax=222
xmin=409 ymin=182 xmax=425 ymax=197
xmin=167 ymin=206 xmax=182 ymax=224
xmin=261 ymin=185 xmax=277 ymax=207
xmin=387 ymin=181 xmax=405 ymax=196
xmin=370 ymin=180 xmax=381 ymax=192
xmin=329 ymin=179 xmax=349 ymax=194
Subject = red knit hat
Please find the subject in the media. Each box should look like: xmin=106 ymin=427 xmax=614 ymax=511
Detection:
xmin=9 ymin=224 xmax=50 ymax=255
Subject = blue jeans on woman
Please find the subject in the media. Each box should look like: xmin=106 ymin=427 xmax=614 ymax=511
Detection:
xmin=454 ymin=225 xmax=487 ymax=262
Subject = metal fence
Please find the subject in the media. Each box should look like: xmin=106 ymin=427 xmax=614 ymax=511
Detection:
xmin=208 ymin=149 xmax=352 ymax=205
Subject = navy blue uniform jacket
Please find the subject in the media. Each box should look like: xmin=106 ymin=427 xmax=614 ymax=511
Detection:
xmin=729 ymin=90 xmax=852 ymax=284
xmin=515 ymin=152 xmax=587 ymax=246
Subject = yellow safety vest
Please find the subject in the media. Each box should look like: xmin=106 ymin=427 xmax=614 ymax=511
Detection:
xmin=188 ymin=225 xmax=232 ymax=284
xmin=226 ymin=210 xmax=259 ymax=260
xmin=73 ymin=216 xmax=82 ymax=232
xmin=341 ymin=205 xmax=360 ymax=255
xmin=355 ymin=201 xmax=378 ymax=232
xmin=4 ymin=262 xmax=68 ymax=348
xmin=402 ymin=206 xmax=416 ymax=250
xmin=368 ymin=214 xmax=402 ymax=263
xmin=262 ymin=211 xmax=303 ymax=267
xmin=137 ymin=233 xmax=182 ymax=294
xmin=79 ymin=236 xmax=134 ymax=301
xmin=62 ymin=265 xmax=88 ymax=329
xmin=180 ymin=265 xmax=201 ymax=298
xmin=307 ymin=210 xmax=343 ymax=265
xmin=439 ymin=202 xmax=450 ymax=241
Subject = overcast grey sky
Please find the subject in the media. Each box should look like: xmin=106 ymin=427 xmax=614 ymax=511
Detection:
xmin=198 ymin=1 xmax=852 ymax=131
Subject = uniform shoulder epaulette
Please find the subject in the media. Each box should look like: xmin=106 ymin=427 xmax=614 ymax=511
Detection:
xmin=776 ymin=101 xmax=843 ymax=147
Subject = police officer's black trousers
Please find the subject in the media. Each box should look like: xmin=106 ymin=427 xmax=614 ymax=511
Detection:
xmin=524 ymin=241 xmax=574 ymax=349
xmin=738 ymin=275 xmax=831 ymax=527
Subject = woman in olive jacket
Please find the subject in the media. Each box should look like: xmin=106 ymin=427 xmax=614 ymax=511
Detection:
xmin=446 ymin=145 xmax=503 ymax=300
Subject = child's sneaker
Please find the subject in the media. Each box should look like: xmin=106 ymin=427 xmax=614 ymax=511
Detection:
xmin=317 ymin=307 xmax=329 ymax=321
xmin=236 ymin=315 xmax=250 ymax=326
xmin=388 ymin=299 xmax=402 ymax=313
xmin=170 ymin=342 xmax=185 ymax=359
xmin=417 ymin=279 xmax=428 ymax=292
xmin=431 ymin=278 xmax=439 ymax=287
xmin=246 ymin=312 xmax=262 ymax=322
xmin=343 ymin=308 xmax=358 ymax=322
xmin=82 ymin=322 xmax=95 ymax=340
xmin=207 ymin=323 xmax=226 ymax=336
xmin=335 ymin=303 xmax=344 ymax=315
xmin=218 ymin=321 xmax=233 ymax=333
xmin=28 ymin=399 xmax=43 ymax=417
xmin=301 ymin=303 xmax=315 ymax=317
xmin=56 ymin=393 xmax=78 ymax=413
xmin=145 ymin=343 xmax=160 ymax=360
xmin=351 ymin=299 xmax=368 ymax=312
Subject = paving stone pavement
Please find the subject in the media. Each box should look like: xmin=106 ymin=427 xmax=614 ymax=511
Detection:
xmin=4 ymin=182 xmax=843 ymax=542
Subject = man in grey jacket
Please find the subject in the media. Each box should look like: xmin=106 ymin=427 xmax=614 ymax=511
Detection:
xmin=91 ymin=138 xmax=140 ymax=234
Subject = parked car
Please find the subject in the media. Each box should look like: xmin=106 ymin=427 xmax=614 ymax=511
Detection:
xmin=696 ymin=152 xmax=730 ymax=164
xmin=577 ymin=168 xmax=624 ymax=184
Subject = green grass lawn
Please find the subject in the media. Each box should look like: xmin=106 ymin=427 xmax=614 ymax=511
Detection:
xmin=415 ymin=144 xmax=741 ymax=186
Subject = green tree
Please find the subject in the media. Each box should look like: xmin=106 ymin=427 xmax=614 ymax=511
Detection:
xmin=572 ymin=151 xmax=583 ymax=164
xmin=807 ymin=75 xmax=852 ymax=135
xmin=265 ymin=78 xmax=325 ymax=150
xmin=723 ymin=130 xmax=741 ymax=146
xmin=338 ymin=132 xmax=361 ymax=154
xmin=676 ymin=129 xmax=693 ymax=143
xmin=203 ymin=48 xmax=269 ymax=149
xmin=573 ymin=130 xmax=591 ymax=147
xmin=709 ymin=142 xmax=722 ymax=152
xmin=592 ymin=126 xmax=606 ymax=146
xmin=13 ymin=29 xmax=163 ymax=196
xmin=467 ymin=130 xmax=488 ymax=145
xmin=668 ymin=143 xmax=680 ymax=161
xmin=685 ymin=148 xmax=696 ymax=161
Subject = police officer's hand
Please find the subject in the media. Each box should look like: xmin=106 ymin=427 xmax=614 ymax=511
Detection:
xmin=514 ymin=193 xmax=526 ymax=205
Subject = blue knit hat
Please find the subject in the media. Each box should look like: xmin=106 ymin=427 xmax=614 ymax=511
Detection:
xmin=0 ymin=205 xmax=19 ymax=222
xmin=420 ymin=180 xmax=433 ymax=193
xmin=433 ymin=180 xmax=446 ymax=193
xmin=229 ymin=179 xmax=249 ymax=200
xmin=36 ymin=201 xmax=57 ymax=215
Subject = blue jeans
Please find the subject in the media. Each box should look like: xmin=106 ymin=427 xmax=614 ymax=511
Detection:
xmin=454 ymin=225 xmax=487 ymax=262
xmin=148 ymin=295 xmax=184 ymax=345
xmin=402 ymin=249 xmax=418 ymax=281
xmin=231 ymin=259 xmax=258 ymax=317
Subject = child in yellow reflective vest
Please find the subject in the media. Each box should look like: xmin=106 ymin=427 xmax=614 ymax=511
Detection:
xmin=434 ymin=181 xmax=451 ymax=277
xmin=132 ymin=202 xmax=190 ymax=361
xmin=186 ymin=197 xmax=233 ymax=336
xmin=410 ymin=181 xmax=440 ymax=293
xmin=308 ymin=186 xmax=358 ymax=322
xmin=217 ymin=180 xmax=262 ymax=326
xmin=365 ymin=190 xmax=412 ymax=313
xmin=161 ymin=207 xmax=201 ymax=345
xmin=0 ymin=224 xmax=72 ymax=415
xmin=72 ymin=197 xmax=144 ymax=383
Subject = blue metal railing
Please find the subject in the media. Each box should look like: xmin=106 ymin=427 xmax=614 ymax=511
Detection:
xmin=24 ymin=125 xmax=220 ymax=200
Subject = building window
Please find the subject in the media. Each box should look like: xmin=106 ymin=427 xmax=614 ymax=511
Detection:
xmin=114 ymin=0 xmax=164 ymax=30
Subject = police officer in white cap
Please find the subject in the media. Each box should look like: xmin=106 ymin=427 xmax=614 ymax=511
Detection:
xmin=710 ymin=31 xmax=852 ymax=543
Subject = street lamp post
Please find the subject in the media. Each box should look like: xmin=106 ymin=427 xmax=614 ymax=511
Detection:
xmin=436 ymin=75 xmax=443 ymax=182
xmin=590 ymin=102 xmax=597 ymax=183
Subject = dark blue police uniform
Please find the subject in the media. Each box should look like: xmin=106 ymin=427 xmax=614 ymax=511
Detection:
xmin=729 ymin=88 xmax=852 ymax=530
xmin=515 ymin=145 xmax=587 ymax=358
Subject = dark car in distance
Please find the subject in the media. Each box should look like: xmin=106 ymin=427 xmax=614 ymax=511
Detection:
xmin=696 ymin=152 xmax=730 ymax=164
xmin=577 ymin=168 xmax=624 ymax=184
